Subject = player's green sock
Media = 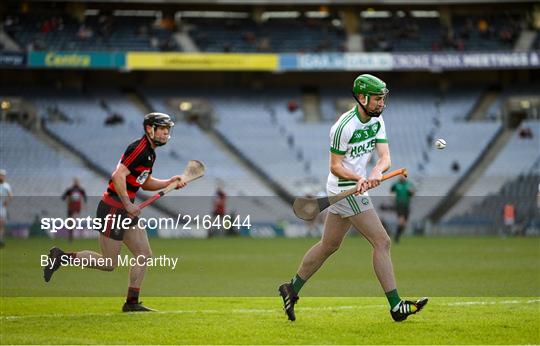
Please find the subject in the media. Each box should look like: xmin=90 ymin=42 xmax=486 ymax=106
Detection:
xmin=291 ymin=274 xmax=305 ymax=294
xmin=385 ymin=289 xmax=401 ymax=310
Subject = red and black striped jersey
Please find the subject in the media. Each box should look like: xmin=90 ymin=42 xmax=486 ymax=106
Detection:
xmin=105 ymin=135 xmax=156 ymax=200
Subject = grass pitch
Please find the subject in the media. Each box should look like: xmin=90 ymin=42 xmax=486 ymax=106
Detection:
xmin=1 ymin=236 xmax=539 ymax=344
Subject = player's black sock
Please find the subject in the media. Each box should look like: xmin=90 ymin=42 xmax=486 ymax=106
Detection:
xmin=395 ymin=225 xmax=404 ymax=242
xmin=126 ymin=287 xmax=140 ymax=304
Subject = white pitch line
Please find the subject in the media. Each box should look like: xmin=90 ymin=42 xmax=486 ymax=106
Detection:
xmin=1 ymin=299 xmax=538 ymax=321
xmin=443 ymin=299 xmax=540 ymax=306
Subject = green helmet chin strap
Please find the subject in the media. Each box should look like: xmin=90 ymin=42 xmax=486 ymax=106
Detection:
xmin=352 ymin=74 xmax=389 ymax=118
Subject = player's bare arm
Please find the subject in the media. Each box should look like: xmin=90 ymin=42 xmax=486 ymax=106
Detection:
xmin=329 ymin=152 xmax=367 ymax=194
xmin=367 ymin=142 xmax=391 ymax=189
xmin=111 ymin=163 xmax=140 ymax=217
xmin=141 ymin=175 xmax=186 ymax=191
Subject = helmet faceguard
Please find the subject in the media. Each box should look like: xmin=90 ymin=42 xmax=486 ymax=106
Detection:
xmin=143 ymin=112 xmax=175 ymax=146
xmin=352 ymin=74 xmax=389 ymax=118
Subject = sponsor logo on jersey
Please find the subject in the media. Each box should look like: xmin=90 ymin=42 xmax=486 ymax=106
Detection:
xmin=350 ymin=139 xmax=376 ymax=158
xmin=136 ymin=170 xmax=150 ymax=185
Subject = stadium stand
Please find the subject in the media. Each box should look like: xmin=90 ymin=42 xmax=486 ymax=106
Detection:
xmin=185 ymin=16 xmax=345 ymax=53
xmin=447 ymin=173 xmax=540 ymax=233
xmin=361 ymin=12 xmax=524 ymax=52
xmin=487 ymin=84 xmax=540 ymax=120
xmin=3 ymin=13 xmax=176 ymax=52
xmin=2 ymin=9 xmax=531 ymax=53
xmin=0 ymin=122 xmax=102 ymax=196
xmin=444 ymin=120 xmax=540 ymax=222
xmin=361 ymin=16 xmax=441 ymax=52
xmin=1 ymin=121 xmax=97 ymax=224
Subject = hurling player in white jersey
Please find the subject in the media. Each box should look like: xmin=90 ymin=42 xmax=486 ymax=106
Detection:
xmin=0 ymin=169 xmax=13 ymax=248
xmin=279 ymin=74 xmax=428 ymax=322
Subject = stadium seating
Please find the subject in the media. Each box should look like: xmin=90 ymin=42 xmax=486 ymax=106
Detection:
xmin=361 ymin=17 xmax=441 ymax=52
xmin=445 ymin=120 xmax=540 ymax=222
xmin=3 ymin=10 xmax=529 ymax=53
xmin=0 ymin=122 xmax=99 ymax=224
xmin=446 ymin=173 xmax=539 ymax=232
xmin=483 ymin=120 xmax=540 ymax=177
xmin=4 ymin=14 xmax=176 ymax=52
xmin=361 ymin=13 xmax=523 ymax=52
xmin=186 ymin=17 xmax=345 ymax=53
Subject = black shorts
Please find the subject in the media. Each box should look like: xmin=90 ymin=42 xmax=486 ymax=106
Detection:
xmin=95 ymin=200 xmax=138 ymax=241
xmin=396 ymin=205 xmax=410 ymax=219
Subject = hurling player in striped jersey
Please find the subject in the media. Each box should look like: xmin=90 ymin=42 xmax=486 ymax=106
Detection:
xmin=43 ymin=113 xmax=186 ymax=312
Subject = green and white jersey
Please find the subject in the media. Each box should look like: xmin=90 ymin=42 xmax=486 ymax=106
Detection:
xmin=327 ymin=106 xmax=388 ymax=192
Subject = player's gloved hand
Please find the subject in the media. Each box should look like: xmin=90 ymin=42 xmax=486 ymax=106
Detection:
xmin=169 ymin=175 xmax=187 ymax=190
xmin=125 ymin=202 xmax=141 ymax=218
xmin=367 ymin=171 xmax=383 ymax=189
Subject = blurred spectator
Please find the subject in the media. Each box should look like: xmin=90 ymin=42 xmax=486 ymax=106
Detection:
xmin=426 ymin=132 xmax=434 ymax=147
xmin=77 ymin=24 xmax=93 ymax=40
xmin=159 ymin=37 xmax=176 ymax=51
xmin=209 ymin=184 xmax=227 ymax=238
xmin=460 ymin=19 xmax=473 ymax=40
xmin=451 ymin=161 xmax=461 ymax=173
xmin=138 ymin=24 xmax=149 ymax=38
xmin=97 ymin=15 xmax=114 ymax=38
xmin=159 ymin=16 xmax=175 ymax=31
xmin=257 ymin=37 xmax=271 ymax=52
xmin=519 ymin=127 xmax=533 ymax=139
xmin=61 ymin=178 xmax=87 ymax=243
xmin=104 ymin=112 xmax=124 ymax=126
xmin=150 ymin=36 xmax=159 ymax=49
xmin=477 ymin=18 xmax=489 ymax=37
xmin=287 ymin=100 xmax=299 ymax=113
xmin=503 ymin=202 xmax=515 ymax=236
xmin=455 ymin=39 xmax=465 ymax=51
xmin=287 ymin=135 xmax=294 ymax=148
xmin=242 ymin=31 xmax=257 ymax=45
xmin=99 ymin=99 xmax=109 ymax=111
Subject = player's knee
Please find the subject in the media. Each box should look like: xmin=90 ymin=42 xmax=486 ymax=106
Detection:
xmin=136 ymin=250 xmax=153 ymax=260
xmin=321 ymin=241 xmax=341 ymax=255
xmin=374 ymin=235 xmax=391 ymax=252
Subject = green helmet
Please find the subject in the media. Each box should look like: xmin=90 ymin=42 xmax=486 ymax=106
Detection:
xmin=352 ymin=74 xmax=389 ymax=117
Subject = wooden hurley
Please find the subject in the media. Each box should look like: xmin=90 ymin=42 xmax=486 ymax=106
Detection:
xmin=138 ymin=160 xmax=205 ymax=210
xmin=292 ymin=168 xmax=407 ymax=221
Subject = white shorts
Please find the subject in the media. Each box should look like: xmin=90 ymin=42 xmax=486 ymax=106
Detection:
xmin=0 ymin=207 xmax=6 ymax=221
xmin=327 ymin=190 xmax=373 ymax=218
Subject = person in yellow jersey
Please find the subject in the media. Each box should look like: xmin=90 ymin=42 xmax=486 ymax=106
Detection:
xmin=279 ymin=74 xmax=428 ymax=322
